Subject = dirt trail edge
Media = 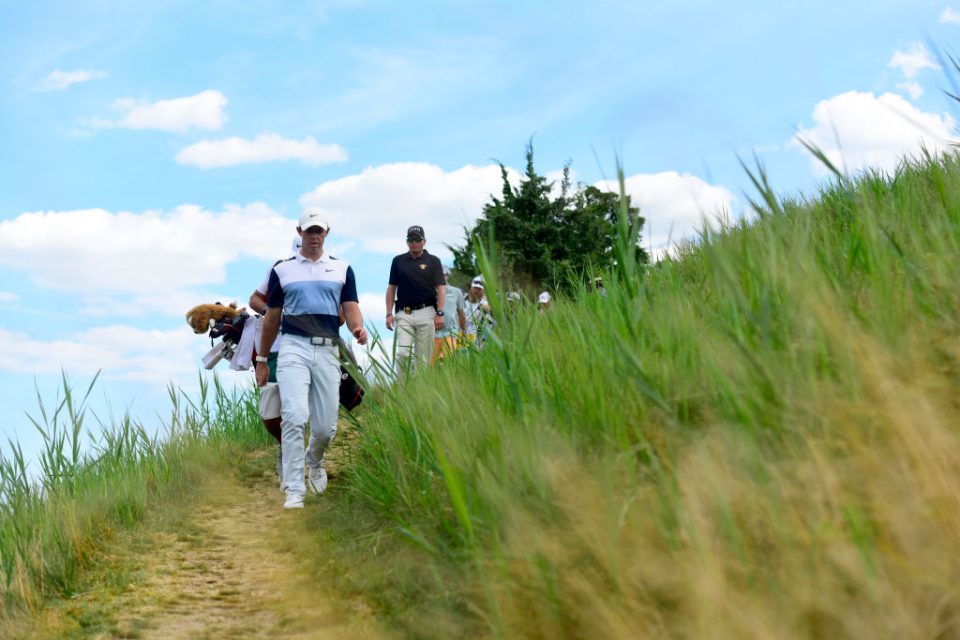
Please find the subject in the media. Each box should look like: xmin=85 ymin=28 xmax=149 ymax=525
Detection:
xmin=36 ymin=465 xmax=379 ymax=640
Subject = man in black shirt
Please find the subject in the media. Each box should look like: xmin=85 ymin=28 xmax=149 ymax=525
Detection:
xmin=385 ymin=225 xmax=446 ymax=373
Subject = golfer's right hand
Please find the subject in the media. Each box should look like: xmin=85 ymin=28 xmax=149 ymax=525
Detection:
xmin=386 ymin=314 xmax=395 ymax=331
xmin=255 ymin=362 xmax=268 ymax=387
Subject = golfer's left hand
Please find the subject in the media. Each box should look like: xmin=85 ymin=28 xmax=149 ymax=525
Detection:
xmin=353 ymin=326 xmax=368 ymax=345
xmin=255 ymin=361 xmax=268 ymax=387
xmin=433 ymin=315 xmax=444 ymax=330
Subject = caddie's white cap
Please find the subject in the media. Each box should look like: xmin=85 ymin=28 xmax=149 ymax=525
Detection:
xmin=538 ymin=291 xmax=551 ymax=304
xmin=299 ymin=207 xmax=329 ymax=232
xmin=290 ymin=235 xmax=303 ymax=256
xmin=470 ymin=277 xmax=485 ymax=289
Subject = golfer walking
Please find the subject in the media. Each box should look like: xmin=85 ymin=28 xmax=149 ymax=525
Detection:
xmin=257 ymin=208 xmax=368 ymax=510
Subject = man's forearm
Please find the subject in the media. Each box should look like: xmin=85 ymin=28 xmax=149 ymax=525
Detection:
xmin=385 ymin=285 xmax=396 ymax=316
xmin=436 ymin=284 xmax=445 ymax=311
xmin=249 ymin=291 xmax=267 ymax=315
xmin=344 ymin=303 xmax=364 ymax=333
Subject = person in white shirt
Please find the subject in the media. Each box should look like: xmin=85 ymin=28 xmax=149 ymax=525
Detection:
xmin=464 ymin=276 xmax=494 ymax=347
xmin=537 ymin=290 xmax=552 ymax=314
xmin=256 ymin=209 xmax=368 ymax=510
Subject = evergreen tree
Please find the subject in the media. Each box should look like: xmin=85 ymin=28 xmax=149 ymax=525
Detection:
xmin=449 ymin=142 xmax=647 ymax=290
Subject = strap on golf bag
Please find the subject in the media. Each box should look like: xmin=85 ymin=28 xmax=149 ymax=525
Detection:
xmin=335 ymin=337 xmax=365 ymax=411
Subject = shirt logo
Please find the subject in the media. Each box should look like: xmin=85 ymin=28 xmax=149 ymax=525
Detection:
xmin=420 ymin=264 xmax=427 ymax=270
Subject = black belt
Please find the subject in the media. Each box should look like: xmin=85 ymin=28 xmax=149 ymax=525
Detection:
xmin=399 ymin=302 xmax=434 ymax=314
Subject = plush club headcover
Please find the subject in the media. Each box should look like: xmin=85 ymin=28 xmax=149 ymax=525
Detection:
xmin=185 ymin=302 xmax=244 ymax=334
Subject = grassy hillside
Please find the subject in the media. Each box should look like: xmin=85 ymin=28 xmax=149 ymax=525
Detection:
xmin=311 ymin=152 xmax=960 ymax=638
xmin=0 ymin=375 xmax=272 ymax=634
xmin=3 ymin=152 xmax=958 ymax=639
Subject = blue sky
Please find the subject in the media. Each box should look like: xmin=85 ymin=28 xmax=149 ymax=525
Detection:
xmin=2 ymin=0 xmax=959 ymax=465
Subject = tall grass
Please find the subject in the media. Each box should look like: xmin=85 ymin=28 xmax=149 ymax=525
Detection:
xmin=0 ymin=372 xmax=270 ymax=621
xmin=330 ymin=151 xmax=960 ymax=638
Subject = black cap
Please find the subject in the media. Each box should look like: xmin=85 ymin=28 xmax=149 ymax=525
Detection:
xmin=406 ymin=225 xmax=425 ymax=240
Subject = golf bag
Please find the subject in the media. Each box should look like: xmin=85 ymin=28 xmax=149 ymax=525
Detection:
xmin=336 ymin=337 xmax=365 ymax=411
xmin=201 ymin=310 xmax=251 ymax=370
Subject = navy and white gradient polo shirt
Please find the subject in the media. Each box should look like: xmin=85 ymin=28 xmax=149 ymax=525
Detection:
xmin=265 ymin=253 xmax=358 ymax=339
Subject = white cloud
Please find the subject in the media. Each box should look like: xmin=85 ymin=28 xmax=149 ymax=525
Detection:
xmin=0 ymin=203 xmax=301 ymax=298
xmin=93 ymin=90 xmax=228 ymax=132
xmin=595 ymin=172 xmax=736 ymax=257
xmin=0 ymin=325 xmax=200 ymax=383
xmin=0 ymin=292 xmax=20 ymax=303
xmin=299 ymin=162 xmax=518 ymax=255
xmin=38 ymin=69 xmax=107 ymax=91
xmin=299 ymin=161 xmax=732 ymax=261
xmin=897 ymin=81 xmax=925 ymax=100
xmin=356 ymin=291 xmax=385 ymax=324
xmin=792 ymin=91 xmax=956 ymax=176
xmin=888 ymin=43 xmax=939 ymax=79
xmin=941 ymin=7 xmax=960 ymax=24
xmin=176 ymin=133 xmax=347 ymax=168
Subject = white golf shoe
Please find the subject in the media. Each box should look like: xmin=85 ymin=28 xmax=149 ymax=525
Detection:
xmin=283 ymin=493 xmax=304 ymax=509
xmin=307 ymin=466 xmax=328 ymax=494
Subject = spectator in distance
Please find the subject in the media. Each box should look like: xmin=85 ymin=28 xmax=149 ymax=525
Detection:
xmin=465 ymin=276 xmax=494 ymax=346
xmin=537 ymin=290 xmax=552 ymax=314
xmin=431 ymin=264 xmax=467 ymax=365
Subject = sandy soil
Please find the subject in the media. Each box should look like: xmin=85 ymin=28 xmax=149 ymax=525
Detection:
xmin=48 ymin=466 xmax=381 ymax=640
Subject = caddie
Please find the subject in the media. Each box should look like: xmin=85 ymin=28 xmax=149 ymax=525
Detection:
xmin=249 ymin=236 xmax=300 ymax=489
xmin=384 ymin=225 xmax=445 ymax=373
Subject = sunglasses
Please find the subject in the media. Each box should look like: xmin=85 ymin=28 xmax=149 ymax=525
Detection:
xmin=406 ymin=237 xmax=424 ymax=243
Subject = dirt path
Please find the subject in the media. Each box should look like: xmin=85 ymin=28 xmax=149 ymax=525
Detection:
xmin=123 ymin=475 xmax=376 ymax=639
xmin=32 ymin=462 xmax=379 ymax=639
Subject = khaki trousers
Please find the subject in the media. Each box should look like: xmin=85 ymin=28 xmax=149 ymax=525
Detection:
xmin=395 ymin=307 xmax=436 ymax=373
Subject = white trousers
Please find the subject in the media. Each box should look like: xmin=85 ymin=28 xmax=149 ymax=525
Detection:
xmin=276 ymin=334 xmax=340 ymax=498
xmin=395 ymin=307 xmax=436 ymax=373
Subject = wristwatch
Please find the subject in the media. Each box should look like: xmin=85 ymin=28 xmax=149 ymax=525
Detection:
xmin=436 ymin=309 xmax=445 ymax=317
xmin=255 ymin=356 xmax=268 ymax=363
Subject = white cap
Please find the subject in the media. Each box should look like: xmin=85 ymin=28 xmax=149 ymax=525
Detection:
xmin=290 ymin=236 xmax=303 ymax=256
xmin=470 ymin=277 xmax=484 ymax=289
xmin=443 ymin=264 xmax=451 ymax=275
xmin=538 ymin=291 xmax=551 ymax=304
xmin=299 ymin=207 xmax=329 ymax=232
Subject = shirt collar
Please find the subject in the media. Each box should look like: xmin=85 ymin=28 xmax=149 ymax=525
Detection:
xmin=295 ymin=252 xmax=329 ymax=264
